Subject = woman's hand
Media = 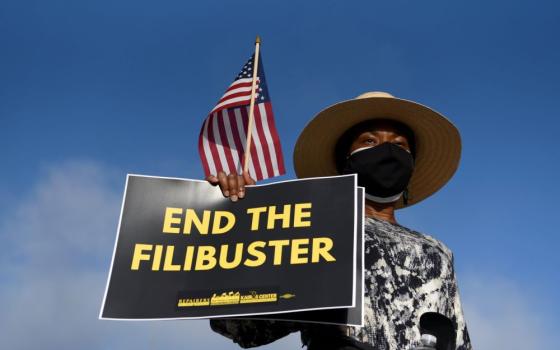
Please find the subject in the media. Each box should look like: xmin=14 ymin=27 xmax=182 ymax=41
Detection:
xmin=206 ymin=170 xmax=256 ymax=202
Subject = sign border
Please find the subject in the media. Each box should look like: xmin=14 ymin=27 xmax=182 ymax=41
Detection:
xmin=99 ymin=173 xmax=358 ymax=321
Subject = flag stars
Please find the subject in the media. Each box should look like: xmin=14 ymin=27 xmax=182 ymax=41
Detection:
xmin=229 ymin=56 xmax=269 ymax=102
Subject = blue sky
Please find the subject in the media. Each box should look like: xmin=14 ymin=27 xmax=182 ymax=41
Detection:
xmin=1 ymin=0 xmax=559 ymax=349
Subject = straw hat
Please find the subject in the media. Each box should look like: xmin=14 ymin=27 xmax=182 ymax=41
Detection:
xmin=293 ymin=92 xmax=461 ymax=208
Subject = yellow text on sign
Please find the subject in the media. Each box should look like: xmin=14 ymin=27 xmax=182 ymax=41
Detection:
xmin=246 ymin=203 xmax=312 ymax=230
xmin=162 ymin=208 xmax=235 ymax=235
xmin=130 ymin=237 xmax=335 ymax=271
xmin=161 ymin=203 xmax=312 ymax=234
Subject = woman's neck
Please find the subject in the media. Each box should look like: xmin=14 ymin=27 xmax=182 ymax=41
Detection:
xmin=364 ymin=199 xmax=397 ymax=224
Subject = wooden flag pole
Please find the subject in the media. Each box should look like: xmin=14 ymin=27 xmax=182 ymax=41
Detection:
xmin=243 ymin=35 xmax=261 ymax=174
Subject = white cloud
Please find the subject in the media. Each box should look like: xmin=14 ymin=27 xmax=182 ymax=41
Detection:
xmin=461 ymin=274 xmax=559 ymax=350
xmin=0 ymin=160 xmax=300 ymax=350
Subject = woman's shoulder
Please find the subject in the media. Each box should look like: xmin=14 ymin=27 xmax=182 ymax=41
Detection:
xmin=365 ymin=216 xmax=453 ymax=261
xmin=418 ymin=230 xmax=454 ymax=261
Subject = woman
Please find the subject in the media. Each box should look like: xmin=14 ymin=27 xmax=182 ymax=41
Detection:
xmin=207 ymin=92 xmax=472 ymax=350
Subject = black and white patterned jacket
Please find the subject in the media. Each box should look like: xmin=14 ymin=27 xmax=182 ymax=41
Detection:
xmin=210 ymin=217 xmax=472 ymax=350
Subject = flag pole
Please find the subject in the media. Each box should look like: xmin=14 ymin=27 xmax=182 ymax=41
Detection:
xmin=243 ymin=35 xmax=261 ymax=174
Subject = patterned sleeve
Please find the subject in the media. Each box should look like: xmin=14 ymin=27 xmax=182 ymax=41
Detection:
xmin=209 ymin=319 xmax=301 ymax=348
xmin=450 ymin=253 xmax=473 ymax=350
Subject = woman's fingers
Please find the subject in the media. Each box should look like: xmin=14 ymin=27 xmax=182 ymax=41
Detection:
xmin=206 ymin=174 xmax=219 ymax=186
xmin=227 ymin=173 xmax=239 ymax=201
xmin=206 ymin=171 xmax=256 ymax=202
xmin=242 ymin=170 xmax=256 ymax=185
xmin=237 ymin=174 xmax=246 ymax=199
xmin=239 ymin=171 xmax=255 ymax=199
xmin=217 ymin=171 xmax=230 ymax=197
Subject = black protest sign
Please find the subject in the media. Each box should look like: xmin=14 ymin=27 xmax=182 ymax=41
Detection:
xmin=100 ymin=174 xmax=358 ymax=320
xmin=243 ymin=187 xmax=365 ymax=326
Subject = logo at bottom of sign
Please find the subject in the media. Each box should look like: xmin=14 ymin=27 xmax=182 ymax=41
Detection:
xmin=177 ymin=288 xmax=296 ymax=308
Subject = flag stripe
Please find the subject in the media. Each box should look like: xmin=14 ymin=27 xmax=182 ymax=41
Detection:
xmin=217 ymin=110 xmax=237 ymax=173
xmin=217 ymin=89 xmax=257 ymax=106
xmin=222 ymin=110 xmax=242 ymax=174
xmin=206 ymin=114 xmax=222 ymax=175
xmin=264 ymin=102 xmax=285 ymax=174
xmin=227 ymin=110 xmax=245 ymax=171
xmin=258 ymin=103 xmax=280 ymax=176
xmin=222 ymin=79 xmax=259 ymax=97
xmin=253 ymin=105 xmax=275 ymax=177
xmin=225 ymin=78 xmax=253 ymax=90
xmin=233 ymin=108 xmax=257 ymax=178
xmin=220 ymin=87 xmax=252 ymax=102
xmin=204 ymin=117 xmax=218 ymax=175
xmin=212 ymin=79 xmax=261 ymax=113
xmin=212 ymin=113 xmax=231 ymax=173
xmin=240 ymin=106 xmax=264 ymax=180
xmin=198 ymin=118 xmax=212 ymax=176
xmin=211 ymin=95 xmax=255 ymax=114
xmin=246 ymin=105 xmax=270 ymax=179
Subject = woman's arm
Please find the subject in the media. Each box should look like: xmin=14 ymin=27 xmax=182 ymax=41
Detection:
xmin=210 ymin=319 xmax=301 ymax=348
xmin=206 ymin=172 xmax=301 ymax=347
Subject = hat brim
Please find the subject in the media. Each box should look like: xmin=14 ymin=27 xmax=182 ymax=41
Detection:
xmin=293 ymin=96 xmax=461 ymax=209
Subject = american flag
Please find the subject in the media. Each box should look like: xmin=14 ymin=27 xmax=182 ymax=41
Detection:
xmin=198 ymin=54 xmax=285 ymax=181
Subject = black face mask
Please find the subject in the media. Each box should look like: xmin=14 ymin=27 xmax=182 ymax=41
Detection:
xmin=342 ymin=142 xmax=414 ymax=203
